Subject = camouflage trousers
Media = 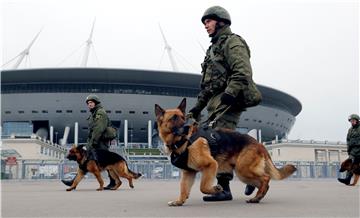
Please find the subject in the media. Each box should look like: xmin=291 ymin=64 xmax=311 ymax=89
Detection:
xmin=205 ymin=92 xmax=242 ymax=130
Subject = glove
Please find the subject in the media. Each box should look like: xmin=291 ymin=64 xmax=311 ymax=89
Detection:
xmin=220 ymin=93 xmax=236 ymax=106
xmin=187 ymin=106 xmax=202 ymax=120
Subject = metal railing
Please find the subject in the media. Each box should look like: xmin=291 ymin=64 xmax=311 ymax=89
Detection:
xmin=1 ymin=159 xmax=342 ymax=180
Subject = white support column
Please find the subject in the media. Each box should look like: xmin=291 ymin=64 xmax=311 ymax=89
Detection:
xmin=61 ymin=126 xmax=70 ymax=146
xmin=258 ymin=129 xmax=262 ymax=143
xmin=275 ymin=135 xmax=279 ymax=143
xmin=148 ymin=120 xmax=152 ymax=148
xmin=50 ymin=126 xmax=54 ymax=143
xmin=247 ymin=129 xmax=258 ymax=140
xmin=74 ymin=122 xmax=79 ymax=145
xmin=124 ymin=120 xmax=128 ymax=148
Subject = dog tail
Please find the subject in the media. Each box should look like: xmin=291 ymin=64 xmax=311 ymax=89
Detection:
xmin=126 ymin=164 xmax=142 ymax=179
xmin=266 ymin=158 xmax=296 ymax=180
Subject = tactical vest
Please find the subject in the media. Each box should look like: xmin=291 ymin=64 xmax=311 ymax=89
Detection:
xmin=201 ymin=34 xmax=262 ymax=108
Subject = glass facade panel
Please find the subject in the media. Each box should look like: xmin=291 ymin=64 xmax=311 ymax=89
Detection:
xmin=2 ymin=122 xmax=33 ymax=137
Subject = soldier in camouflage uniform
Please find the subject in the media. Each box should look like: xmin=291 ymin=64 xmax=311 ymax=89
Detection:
xmin=62 ymin=95 xmax=116 ymax=189
xmin=187 ymin=6 xmax=258 ymax=201
xmin=338 ymin=114 xmax=360 ymax=185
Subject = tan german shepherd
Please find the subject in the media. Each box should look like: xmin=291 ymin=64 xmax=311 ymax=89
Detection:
xmin=155 ymin=98 xmax=296 ymax=206
xmin=339 ymin=158 xmax=360 ymax=186
xmin=65 ymin=145 xmax=141 ymax=191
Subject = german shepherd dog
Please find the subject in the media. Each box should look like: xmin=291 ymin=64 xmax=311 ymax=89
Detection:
xmin=339 ymin=158 xmax=360 ymax=186
xmin=155 ymin=98 xmax=296 ymax=206
xmin=66 ymin=145 xmax=141 ymax=191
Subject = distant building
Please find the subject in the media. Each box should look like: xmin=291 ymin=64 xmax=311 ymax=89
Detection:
xmin=265 ymin=139 xmax=348 ymax=162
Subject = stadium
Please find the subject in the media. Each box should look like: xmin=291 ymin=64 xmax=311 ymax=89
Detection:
xmin=1 ymin=67 xmax=302 ymax=147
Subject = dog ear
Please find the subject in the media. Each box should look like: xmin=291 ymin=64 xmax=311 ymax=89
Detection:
xmin=155 ymin=104 xmax=165 ymax=118
xmin=177 ymin=98 xmax=186 ymax=114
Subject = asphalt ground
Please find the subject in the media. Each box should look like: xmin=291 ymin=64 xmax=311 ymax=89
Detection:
xmin=1 ymin=179 xmax=359 ymax=218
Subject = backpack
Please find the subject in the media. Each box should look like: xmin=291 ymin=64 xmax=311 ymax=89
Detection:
xmin=103 ymin=126 xmax=117 ymax=141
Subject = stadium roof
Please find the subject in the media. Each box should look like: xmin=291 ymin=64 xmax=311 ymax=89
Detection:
xmin=1 ymin=68 xmax=302 ymax=116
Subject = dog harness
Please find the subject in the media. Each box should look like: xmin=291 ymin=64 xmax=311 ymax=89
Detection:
xmin=169 ymin=125 xmax=221 ymax=172
xmin=78 ymin=159 xmax=89 ymax=173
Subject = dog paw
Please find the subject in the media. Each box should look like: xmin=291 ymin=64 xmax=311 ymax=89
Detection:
xmin=246 ymin=198 xmax=260 ymax=203
xmin=96 ymin=188 xmax=104 ymax=191
xmin=167 ymin=200 xmax=184 ymax=206
xmin=66 ymin=188 xmax=73 ymax=191
xmin=214 ymin=184 xmax=223 ymax=192
xmin=129 ymin=184 xmax=134 ymax=189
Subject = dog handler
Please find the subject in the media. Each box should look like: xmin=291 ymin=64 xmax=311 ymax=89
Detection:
xmin=187 ymin=6 xmax=261 ymax=201
xmin=62 ymin=95 xmax=116 ymax=189
xmin=338 ymin=114 xmax=360 ymax=185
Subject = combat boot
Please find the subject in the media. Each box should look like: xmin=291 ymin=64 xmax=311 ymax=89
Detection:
xmin=203 ymin=173 xmax=233 ymax=201
xmin=61 ymin=178 xmax=74 ymax=187
xmin=244 ymin=185 xmax=256 ymax=195
xmin=104 ymin=171 xmax=116 ymax=190
xmin=338 ymin=172 xmax=353 ymax=185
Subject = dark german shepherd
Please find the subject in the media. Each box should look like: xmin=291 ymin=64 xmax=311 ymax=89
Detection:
xmin=66 ymin=145 xmax=141 ymax=191
xmin=155 ymin=98 xmax=296 ymax=206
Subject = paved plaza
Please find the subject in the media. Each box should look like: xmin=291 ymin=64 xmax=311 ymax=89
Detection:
xmin=1 ymin=179 xmax=359 ymax=217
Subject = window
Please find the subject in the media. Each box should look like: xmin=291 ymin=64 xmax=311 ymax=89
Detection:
xmin=328 ymin=150 xmax=339 ymax=162
xmin=115 ymin=110 xmax=122 ymax=114
xmin=56 ymin=110 xmax=62 ymax=113
xmin=66 ymin=110 xmax=72 ymax=113
xmin=32 ymin=110 xmax=38 ymax=113
xmin=80 ymin=110 xmax=87 ymax=113
xmin=143 ymin=111 xmax=149 ymax=114
xmin=106 ymin=110 xmax=111 ymax=113
xmin=18 ymin=111 xmax=25 ymax=114
xmin=129 ymin=111 xmax=135 ymax=114
xmin=42 ymin=110 xmax=48 ymax=113
xmin=315 ymin=149 xmax=326 ymax=162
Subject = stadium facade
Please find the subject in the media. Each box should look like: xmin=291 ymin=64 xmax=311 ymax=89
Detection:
xmin=1 ymin=68 xmax=302 ymax=146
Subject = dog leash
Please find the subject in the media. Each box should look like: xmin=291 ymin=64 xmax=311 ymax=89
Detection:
xmin=207 ymin=105 xmax=232 ymax=128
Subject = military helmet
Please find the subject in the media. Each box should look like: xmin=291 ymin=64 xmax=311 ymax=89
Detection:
xmin=85 ymin=94 xmax=100 ymax=104
xmin=201 ymin=6 xmax=231 ymax=25
xmin=348 ymin=114 xmax=360 ymax=121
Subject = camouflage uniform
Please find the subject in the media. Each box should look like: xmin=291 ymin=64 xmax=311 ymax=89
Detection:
xmin=189 ymin=6 xmax=259 ymax=202
xmin=194 ymin=25 xmax=253 ymax=129
xmin=346 ymin=115 xmax=360 ymax=160
xmin=87 ymin=104 xmax=110 ymax=150
xmin=62 ymin=94 xmax=115 ymax=188
xmin=338 ymin=114 xmax=360 ymax=185
xmin=86 ymin=95 xmax=116 ymax=189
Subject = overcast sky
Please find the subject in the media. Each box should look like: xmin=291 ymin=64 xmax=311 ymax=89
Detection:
xmin=1 ymin=0 xmax=359 ymax=142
